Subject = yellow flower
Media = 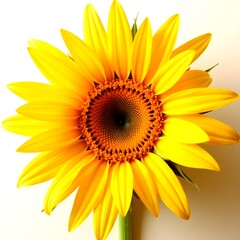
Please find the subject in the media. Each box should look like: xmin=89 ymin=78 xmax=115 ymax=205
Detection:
xmin=3 ymin=1 xmax=239 ymax=239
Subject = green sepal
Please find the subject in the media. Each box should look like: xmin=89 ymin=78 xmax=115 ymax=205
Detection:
xmin=41 ymin=205 xmax=57 ymax=213
xmin=167 ymin=161 xmax=200 ymax=191
xmin=131 ymin=13 xmax=139 ymax=40
xmin=152 ymin=149 xmax=199 ymax=190
xmin=68 ymin=54 xmax=74 ymax=61
xmin=205 ymin=63 xmax=219 ymax=72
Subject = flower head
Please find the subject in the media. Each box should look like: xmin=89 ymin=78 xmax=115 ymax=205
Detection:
xmin=3 ymin=1 xmax=239 ymax=239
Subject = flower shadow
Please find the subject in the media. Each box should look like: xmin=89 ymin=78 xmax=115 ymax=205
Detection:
xmin=132 ymin=195 xmax=146 ymax=239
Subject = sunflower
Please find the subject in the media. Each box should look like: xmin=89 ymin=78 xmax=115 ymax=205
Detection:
xmin=3 ymin=0 xmax=239 ymax=239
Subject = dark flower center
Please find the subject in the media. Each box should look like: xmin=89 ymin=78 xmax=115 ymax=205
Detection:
xmin=106 ymin=101 xmax=131 ymax=130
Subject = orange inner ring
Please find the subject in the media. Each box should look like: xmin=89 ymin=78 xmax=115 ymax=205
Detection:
xmin=81 ymin=79 xmax=164 ymax=162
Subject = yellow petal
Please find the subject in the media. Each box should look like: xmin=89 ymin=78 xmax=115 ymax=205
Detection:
xmin=130 ymin=159 xmax=159 ymax=217
xmin=69 ymin=161 xmax=109 ymax=231
xmin=94 ymin=166 xmax=118 ymax=240
xmin=131 ymin=18 xmax=152 ymax=82
xmin=44 ymin=151 xmax=95 ymax=214
xmin=3 ymin=115 xmax=50 ymax=136
xmin=17 ymin=101 xmax=80 ymax=122
xmin=17 ymin=127 xmax=81 ymax=152
xmin=2 ymin=115 xmax=78 ymax=136
xmin=18 ymin=141 xmax=87 ymax=187
xmin=108 ymin=0 xmax=132 ymax=80
xmin=162 ymin=88 xmax=239 ymax=115
xmin=177 ymin=114 xmax=240 ymax=145
xmin=28 ymin=40 xmax=93 ymax=96
xmin=28 ymin=38 xmax=67 ymax=55
xmin=84 ymin=4 xmax=113 ymax=80
xmin=152 ymin=50 xmax=195 ymax=95
xmin=163 ymin=115 xmax=209 ymax=143
xmin=8 ymin=82 xmax=82 ymax=107
xmin=61 ymin=29 xmax=106 ymax=84
xmin=155 ymin=136 xmax=220 ymax=171
xmin=161 ymin=70 xmax=212 ymax=99
xmin=171 ymin=33 xmax=212 ymax=63
xmin=111 ymin=161 xmax=133 ymax=216
xmin=144 ymin=14 xmax=179 ymax=85
xmin=143 ymin=153 xmax=189 ymax=219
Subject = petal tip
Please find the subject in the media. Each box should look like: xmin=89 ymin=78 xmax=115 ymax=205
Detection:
xmin=182 ymin=211 xmax=190 ymax=220
xmin=16 ymin=142 xmax=29 ymax=152
xmin=28 ymin=39 xmax=37 ymax=48
xmin=16 ymin=146 xmax=23 ymax=152
xmin=204 ymin=33 xmax=212 ymax=40
xmin=7 ymin=83 xmax=14 ymax=90
xmin=85 ymin=3 xmax=92 ymax=9
xmin=43 ymin=202 xmax=53 ymax=216
xmin=60 ymin=28 xmax=67 ymax=37
xmin=68 ymin=221 xmax=77 ymax=232
xmin=153 ymin=208 xmax=159 ymax=218
xmin=214 ymin=164 xmax=221 ymax=172
xmin=120 ymin=206 xmax=130 ymax=217
xmin=210 ymin=161 xmax=220 ymax=172
xmin=44 ymin=209 xmax=51 ymax=216
xmin=181 ymin=204 xmax=190 ymax=220
xmin=172 ymin=13 xmax=180 ymax=22
xmin=2 ymin=119 xmax=8 ymax=129
xmin=17 ymin=180 xmax=24 ymax=188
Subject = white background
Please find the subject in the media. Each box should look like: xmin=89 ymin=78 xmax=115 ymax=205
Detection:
xmin=0 ymin=0 xmax=239 ymax=239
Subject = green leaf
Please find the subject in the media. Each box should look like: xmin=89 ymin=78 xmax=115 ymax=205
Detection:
xmin=167 ymin=162 xmax=200 ymax=191
xmin=205 ymin=63 xmax=219 ymax=72
xmin=131 ymin=13 xmax=139 ymax=40
xmin=41 ymin=205 xmax=57 ymax=213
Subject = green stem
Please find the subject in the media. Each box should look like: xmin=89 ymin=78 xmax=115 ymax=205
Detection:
xmin=118 ymin=203 xmax=132 ymax=240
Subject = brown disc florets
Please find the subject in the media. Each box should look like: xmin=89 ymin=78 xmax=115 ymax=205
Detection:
xmin=81 ymin=79 xmax=164 ymax=163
